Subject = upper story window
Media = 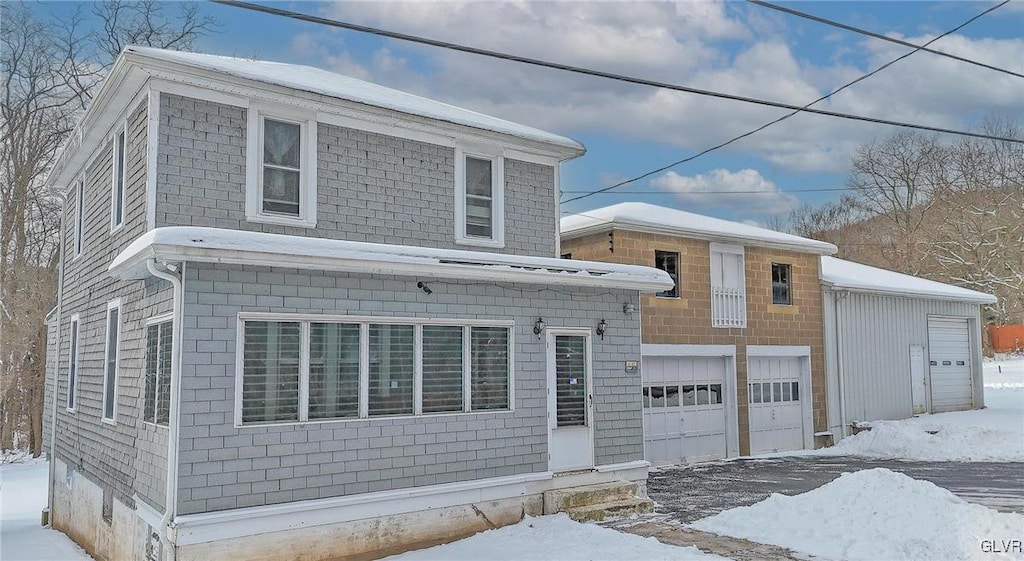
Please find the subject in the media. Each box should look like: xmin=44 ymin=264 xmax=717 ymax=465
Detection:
xmin=74 ymin=179 xmax=85 ymax=257
xmin=710 ymin=243 xmax=746 ymax=328
xmin=772 ymin=263 xmax=792 ymax=305
xmin=455 ymin=148 xmax=504 ymax=248
xmin=110 ymin=126 xmax=126 ymax=231
xmin=102 ymin=299 xmax=122 ymax=424
xmin=655 ymin=250 xmax=679 ymax=298
xmin=245 ymin=104 xmax=318 ymax=228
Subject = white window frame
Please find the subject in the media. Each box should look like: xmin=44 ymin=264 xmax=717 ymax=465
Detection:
xmin=73 ymin=179 xmax=85 ymax=258
xmin=709 ymin=242 xmax=747 ymax=328
xmin=66 ymin=314 xmax=80 ymax=412
xmin=455 ymin=147 xmax=505 ymax=248
xmin=245 ymin=103 xmax=318 ymax=228
xmin=143 ymin=313 xmax=174 ymax=428
xmin=233 ymin=313 xmax=515 ymax=427
xmin=102 ymin=298 xmax=122 ymax=425
xmin=110 ymin=122 xmax=127 ymax=232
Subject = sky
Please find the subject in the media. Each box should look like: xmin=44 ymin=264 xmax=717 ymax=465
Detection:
xmin=33 ymin=1 xmax=1024 ymax=226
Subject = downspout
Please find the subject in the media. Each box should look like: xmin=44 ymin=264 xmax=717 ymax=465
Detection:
xmin=834 ymin=290 xmax=849 ymax=437
xmin=146 ymin=259 xmax=182 ymax=559
xmin=47 ymin=191 xmax=68 ymax=522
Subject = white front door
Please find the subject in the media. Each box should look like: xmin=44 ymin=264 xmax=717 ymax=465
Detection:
xmin=909 ymin=345 xmax=927 ymax=415
xmin=748 ymin=356 xmax=805 ymax=455
xmin=547 ymin=331 xmax=594 ymax=472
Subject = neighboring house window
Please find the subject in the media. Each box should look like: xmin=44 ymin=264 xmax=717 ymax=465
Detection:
xmin=455 ymin=148 xmax=505 ymax=248
xmin=238 ymin=317 xmax=512 ymax=425
xmin=66 ymin=315 xmax=80 ymax=411
xmin=144 ymin=320 xmax=172 ymax=426
xmin=710 ymin=243 xmax=746 ymax=328
xmin=772 ymin=263 xmax=792 ymax=305
xmin=102 ymin=300 xmax=121 ymax=423
xmin=74 ymin=179 xmax=84 ymax=257
xmin=245 ymin=105 xmax=318 ymax=228
xmin=111 ymin=126 xmax=126 ymax=231
xmin=654 ymin=251 xmax=679 ymax=298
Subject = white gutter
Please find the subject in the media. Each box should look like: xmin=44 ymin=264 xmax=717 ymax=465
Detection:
xmin=146 ymin=259 xmax=183 ymax=560
xmin=819 ymin=280 xmax=996 ymax=305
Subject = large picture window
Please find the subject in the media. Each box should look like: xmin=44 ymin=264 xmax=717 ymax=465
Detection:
xmin=144 ymin=320 xmax=173 ymax=426
xmin=238 ymin=317 xmax=513 ymax=425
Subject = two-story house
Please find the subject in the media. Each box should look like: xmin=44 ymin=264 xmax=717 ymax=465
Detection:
xmin=560 ymin=202 xmax=838 ymax=464
xmin=42 ymin=47 xmax=672 ymax=561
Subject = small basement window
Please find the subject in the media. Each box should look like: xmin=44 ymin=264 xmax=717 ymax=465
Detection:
xmin=772 ymin=263 xmax=792 ymax=305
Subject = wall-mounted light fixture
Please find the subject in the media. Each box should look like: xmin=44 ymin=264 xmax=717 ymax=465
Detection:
xmin=596 ymin=319 xmax=607 ymax=340
xmin=534 ymin=317 xmax=546 ymax=338
xmin=623 ymin=303 xmax=636 ymax=315
xmin=417 ymin=281 xmax=433 ymax=295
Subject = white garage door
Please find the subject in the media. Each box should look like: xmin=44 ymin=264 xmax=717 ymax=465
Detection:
xmin=643 ymin=356 xmax=729 ymax=464
xmin=748 ymin=356 xmax=805 ymax=455
xmin=928 ymin=318 xmax=973 ymax=413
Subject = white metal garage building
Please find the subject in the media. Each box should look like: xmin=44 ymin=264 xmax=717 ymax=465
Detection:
xmin=821 ymin=257 xmax=997 ymax=441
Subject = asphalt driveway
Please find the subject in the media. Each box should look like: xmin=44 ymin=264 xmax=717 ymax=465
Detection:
xmin=647 ymin=456 xmax=1024 ymax=524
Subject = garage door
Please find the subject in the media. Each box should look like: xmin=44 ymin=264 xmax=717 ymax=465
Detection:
xmin=928 ymin=318 xmax=973 ymax=413
xmin=643 ymin=356 xmax=729 ymax=464
xmin=748 ymin=356 xmax=804 ymax=455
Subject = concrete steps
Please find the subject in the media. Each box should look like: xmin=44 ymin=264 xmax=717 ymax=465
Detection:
xmin=543 ymin=481 xmax=654 ymax=522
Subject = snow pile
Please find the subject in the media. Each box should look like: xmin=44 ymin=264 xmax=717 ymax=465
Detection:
xmin=692 ymin=468 xmax=1024 ymax=561
xmin=383 ymin=513 xmax=722 ymax=561
xmin=825 ymin=419 xmax=1023 ymax=462
xmin=0 ymin=461 xmax=93 ymax=560
xmin=984 ymin=354 xmax=1024 ymax=389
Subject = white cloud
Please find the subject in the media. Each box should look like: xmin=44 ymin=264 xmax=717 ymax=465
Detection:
xmin=650 ymin=168 xmax=800 ymax=215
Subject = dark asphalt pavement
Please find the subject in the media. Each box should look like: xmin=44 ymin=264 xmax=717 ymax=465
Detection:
xmin=647 ymin=456 xmax=1024 ymax=524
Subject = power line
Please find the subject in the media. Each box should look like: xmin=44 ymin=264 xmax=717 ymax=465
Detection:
xmin=561 ymin=0 xmax=1010 ymax=204
xmin=748 ymin=0 xmax=1024 ymax=80
xmin=211 ymin=0 xmax=1024 ymax=151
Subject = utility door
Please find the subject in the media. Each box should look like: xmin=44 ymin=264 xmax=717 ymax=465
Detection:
xmin=547 ymin=331 xmax=594 ymax=472
xmin=909 ymin=345 xmax=928 ymax=415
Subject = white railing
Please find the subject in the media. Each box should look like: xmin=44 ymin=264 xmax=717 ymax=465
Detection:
xmin=711 ymin=287 xmax=746 ymax=328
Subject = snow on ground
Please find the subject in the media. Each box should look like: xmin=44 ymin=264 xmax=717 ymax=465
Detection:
xmin=382 ymin=513 xmax=724 ymax=561
xmin=985 ymin=353 xmax=1024 ymax=389
xmin=691 ymin=468 xmax=1024 ymax=561
xmin=0 ymin=460 xmax=93 ymax=561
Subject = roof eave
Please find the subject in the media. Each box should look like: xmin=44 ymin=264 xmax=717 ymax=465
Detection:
xmin=822 ymin=281 xmax=997 ymax=305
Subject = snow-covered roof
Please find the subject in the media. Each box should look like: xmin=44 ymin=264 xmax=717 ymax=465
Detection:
xmin=109 ymin=227 xmax=674 ymax=292
xmin=820 ymin=257 xmax=996 ymax=304
xmin=125 ymin=46 xmax=584 ymax=155
xmin=560 ymin=202 xmax=838 ymax=255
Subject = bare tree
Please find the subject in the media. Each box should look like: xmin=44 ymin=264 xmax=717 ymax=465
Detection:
xmin=0 ymin=1 xmax=217 ymax=456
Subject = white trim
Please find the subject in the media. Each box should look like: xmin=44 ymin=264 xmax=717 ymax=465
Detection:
xmin=145 ymin=312 xmax=175 ymax=326
xmin=110 ymin=122 xmax=128 ymax=233
xmin=553 ymin=163 xmax=561 ymax=258
xmin=66 ymin=314 xmax=81 ymax=412
xmin=641 ymin=344 xmax=736 ymax=357
xmin=545 ymin=327 xmax=596 ymax=472
xmin=133 ymin=495 xmax=164 ymax=529
xmin=173 ymin=471 xmax=552 ymax=546
xmin=746 ymin=345 xmax=811 ymax=358
xmin=709 ymin=242 xmax=744 ymax=255
xmin=148 ymin=78 xmax=251 ymax=110
xmin=73 ymin=179 xmax=84 ymax=259
xmin=101 ymin=299 xmax=122 ymax=424
xmin=108 ymin=227 xmax=674 ymax=293
xmin=455 ymin=147 xmax=505 ymax=248
xmin=235 ymin=315 xmax=515 ymax=427
xmin=245 ymin=102 xmax=318 ymax=228
xmin=594 ymin=459 xmax=650 ymax=473
xmin=145 ymin=89 xmax=161 ymax=231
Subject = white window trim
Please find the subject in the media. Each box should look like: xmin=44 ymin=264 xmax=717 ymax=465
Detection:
xmin=143 ymin=316 xmax=173 ymax=429
xmin=709 ymin=242 xmax=747 ymax=329
xmin=233 ymin=313 xmax=515 ymax=428
xmin=73 ymin=179 xmax=84 ymax=259
xmin=110 ymin=122 xmax=127 ymax=233
xmin=66 ymin=314 xmax=80 ymax=412
xmin=455 ymin=147 xmax=505 ymax=248
xmin=245 ymin=103 xmax=318 ymax=228
xmin=102 ymin=298 xmax=122 ymax=425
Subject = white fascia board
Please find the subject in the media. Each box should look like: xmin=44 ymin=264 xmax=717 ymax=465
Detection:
xmin=746 ymin=345 xmax=811 ymax=357
xmin=562 ymin=222 xmax=838 ymax=256
xmin=128 ymin=52 xmax=584 ymax=162
xmin=110 ymin=228 xmax=675 ymax=292
xmin=642 ymin=344 xmax=737 ymax=357
xmin=172 ymin=471 xmax=552 ymax=545
xmin=821 ymin=282 xmax=997 ymax=305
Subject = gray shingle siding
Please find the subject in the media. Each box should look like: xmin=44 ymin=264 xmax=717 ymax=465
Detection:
xmin=52 ymin=97 xmax=171 ymax=512
xmin=176 ymin=262 xmax=642 ymax=514
xmin=155 ymin=93 xmax=557 ymax=256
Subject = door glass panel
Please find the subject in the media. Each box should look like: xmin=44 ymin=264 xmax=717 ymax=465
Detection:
xmin=749 ymin=383 xmax=761 ymax=404
xmin=696 ymin=384 xmax=710 ymax=405
xmin=773 ymin=382 xmax=783 ymax=402
xmin=710 ymin=384 xmax=723 ymax=405
xmin=642 ymin=387 xmax=651 ymax=408
xmin=782 ymin=381 xmax=792 ymax=402
xmin=681 ymin=384 xmax=696 ymax=406
xmin=665 ymin=385 xmax=680 ymax=407
xmin=554 ymin=335 xmax=587 ymax=427
xmin=650 ymin=386 xmax=665 ymax=407
xmin=791 ymin=381 xmax=799 ymax=401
